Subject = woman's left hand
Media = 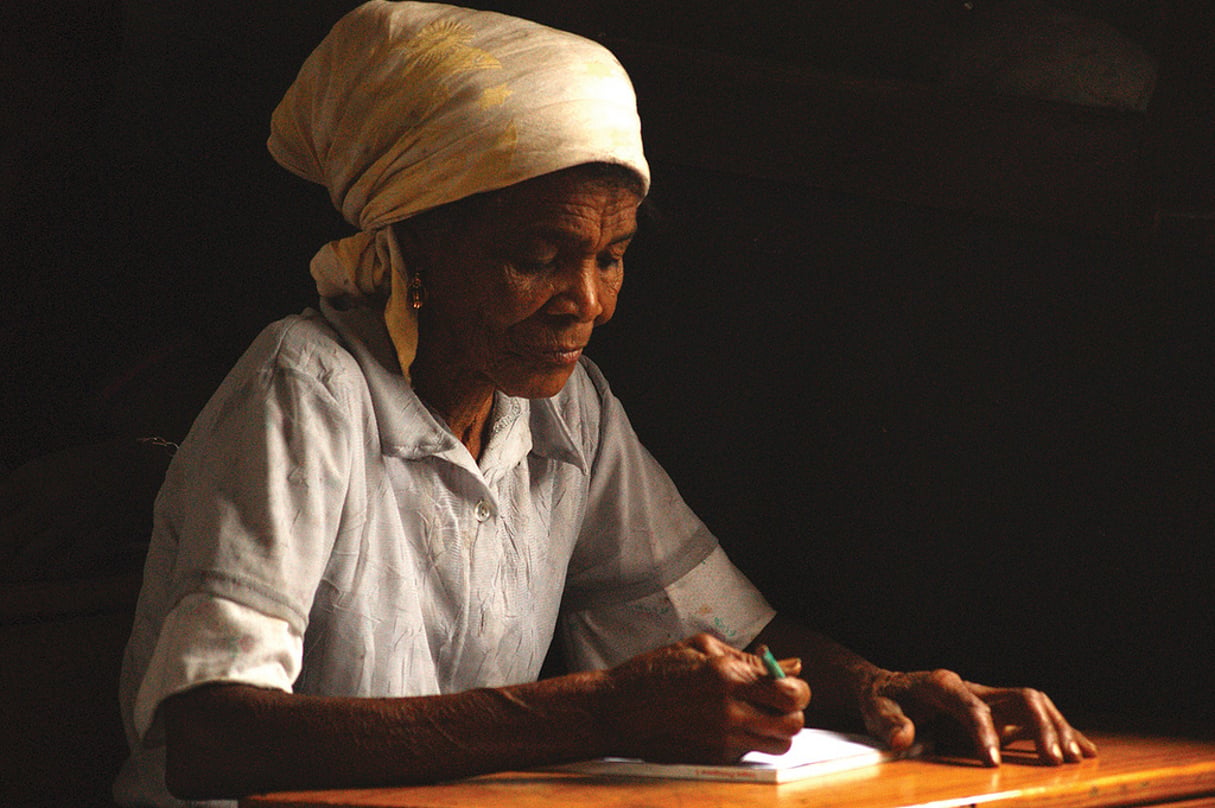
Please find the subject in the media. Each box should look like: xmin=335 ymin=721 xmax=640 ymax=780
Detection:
xmin=858 ymin=668 xmax=1098 ymax=766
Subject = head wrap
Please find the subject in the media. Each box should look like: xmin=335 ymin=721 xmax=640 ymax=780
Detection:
xmin=268 ymin=1 xmax=650 ymax=379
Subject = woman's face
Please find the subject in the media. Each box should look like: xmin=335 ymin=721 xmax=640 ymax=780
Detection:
xmin=407 ymin=168 xmax=642 ymax=402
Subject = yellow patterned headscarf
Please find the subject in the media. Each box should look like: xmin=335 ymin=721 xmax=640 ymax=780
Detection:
xmin=268 ymin=1 xmax=650 ymax=379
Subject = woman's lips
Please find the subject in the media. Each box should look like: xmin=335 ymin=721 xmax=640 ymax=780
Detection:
xmin=515 ymin=343 xmax=585 ymax=365
xmin=537 ymin=345 xmax=584 ymax=365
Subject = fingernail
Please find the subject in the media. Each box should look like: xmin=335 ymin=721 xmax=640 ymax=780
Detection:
xmin=987 ymin=746 xmax=1001 ymax=766
xmin=1069 ymin=741 xmax=1082 ymax=758
xmin=1052 ymin=743 xmax=1063 ymax=761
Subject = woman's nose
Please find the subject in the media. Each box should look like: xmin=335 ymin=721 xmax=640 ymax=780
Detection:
xmin=548 ymin=264 xmax=606 ymax=321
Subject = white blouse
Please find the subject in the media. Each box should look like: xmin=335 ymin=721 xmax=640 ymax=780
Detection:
xmin=115 ymin=302 xmax=773 ymax=807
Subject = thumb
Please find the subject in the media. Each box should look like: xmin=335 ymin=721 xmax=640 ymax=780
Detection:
xmin=862 ymin=695 xmax=917 ymax=751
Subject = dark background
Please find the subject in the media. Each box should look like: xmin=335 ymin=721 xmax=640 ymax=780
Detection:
xmin=2 ymin=1 xmax=1212 ymax=803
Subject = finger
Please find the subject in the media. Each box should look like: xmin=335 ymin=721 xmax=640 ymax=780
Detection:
xmin=1073 ymin=728 xmax=1099 ymax=759
xmin=860 ymin=694 xmax=917 ymax=753
xmin=744 ymin=675 xmax=811 ymax=714
xmin=688 ymin=632 xmax=741 ymax=658
xmin=741 ymin=645 xmax=796 ymax=682
xmin=729 ymin=704 xmax=806 ymax=757
xmin=726 ymin=700 xmax=804 ymax=757
xmin=740 ymin=729 xmax=797 ymax=757
xmin=1040 ymin=694 xmax=1097 ymax=762
xmin=919 ymin=672 xmax=1001 ymax=765
xmin=975 ymin=684 xmax=1063 ymax=765
xmin=978 ymin=685 xmax=1098 ymax=765
xmin=1027 ymin=690 xmax=1095 ymax=763
xmin=1024 ymin=689 xmax=1064 ymax=764
xmin=1039 ymin=693 xmax=1085 ymax=763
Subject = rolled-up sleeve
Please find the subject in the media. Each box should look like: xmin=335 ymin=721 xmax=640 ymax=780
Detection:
xmin=125 ymin=318 xmax=364 ymax=740
xmin=165 ymin=354 xmax=357 ymax=633
xmin=134 ymin=593 xmax=301 ymax=739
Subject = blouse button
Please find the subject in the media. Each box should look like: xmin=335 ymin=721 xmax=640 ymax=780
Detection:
xmin=474 ymin=500 xmax=493 ymax=522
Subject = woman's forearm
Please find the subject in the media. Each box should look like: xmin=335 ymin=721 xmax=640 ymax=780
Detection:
xmin=162 ymin=673 xmax=615 ymax=799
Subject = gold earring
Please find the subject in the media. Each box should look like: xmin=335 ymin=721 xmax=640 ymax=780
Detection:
xmin=407 ymin=274 xmax=426 ymax=310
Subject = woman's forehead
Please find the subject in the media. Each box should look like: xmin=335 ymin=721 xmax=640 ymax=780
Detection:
xmin=478 ymin=172 xmax=641 ymax=239
xmin=492 ymin=165 xmax=644 ymax=205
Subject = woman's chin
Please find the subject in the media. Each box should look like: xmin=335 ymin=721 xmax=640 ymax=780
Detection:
xmin=500 ymin=364 xmax=579 ymax=400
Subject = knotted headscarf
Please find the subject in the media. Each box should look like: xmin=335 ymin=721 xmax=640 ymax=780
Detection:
xmin=268 ymin=1 xmax=650 ymax=379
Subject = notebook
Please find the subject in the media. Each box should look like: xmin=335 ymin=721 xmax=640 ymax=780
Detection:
xmin=546 ymin=728 xmax=920 ymax=784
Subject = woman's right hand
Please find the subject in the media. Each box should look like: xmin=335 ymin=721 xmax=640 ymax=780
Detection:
xmin=599 ymin=633 xmax=810 ymax=763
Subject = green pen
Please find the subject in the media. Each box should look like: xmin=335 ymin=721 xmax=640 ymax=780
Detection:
xmin=756 ymin=644 xmax=786 ymax=679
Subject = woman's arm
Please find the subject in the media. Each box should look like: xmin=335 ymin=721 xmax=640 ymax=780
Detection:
xmin=161 ymin=633 xmax=808 ymax=800
xmin=751 ymin=613 xmax=1097 ymax=766
xmin=162 ymin=674 xmax=608 ymax=798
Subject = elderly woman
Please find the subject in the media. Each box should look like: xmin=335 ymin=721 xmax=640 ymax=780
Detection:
xmin=114 ymin=2 xmax=1095 ymax=805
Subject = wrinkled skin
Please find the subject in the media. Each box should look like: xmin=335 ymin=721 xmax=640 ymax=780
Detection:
xmin=163 ymin=624 xmax=1095 ymax=799
xmin=603 ymin=634 xmax=809 ymax=762
xmin=860 ymin=669 xmax=1097 ymax=765
xmin=402 ymin=166 xmax=640 ymax=457
xmin=163 ymin=633 xmax=809 ymax=798
xmin=752 ymin=615 xmax=1097 ymax=767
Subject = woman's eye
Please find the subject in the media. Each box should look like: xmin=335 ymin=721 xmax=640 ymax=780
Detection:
xmin=517 ymin=259 xmax=556 ymax=274
xmin=515 ymin=249 xmax=559 ymax=272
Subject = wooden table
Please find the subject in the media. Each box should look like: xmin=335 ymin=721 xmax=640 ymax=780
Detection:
xmin=241 ymin=732 xmax=1215 ymax=808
